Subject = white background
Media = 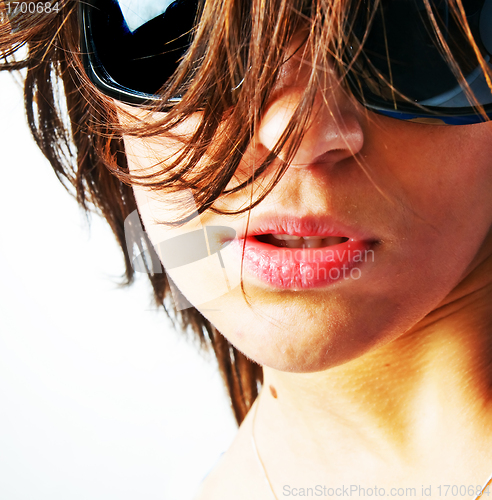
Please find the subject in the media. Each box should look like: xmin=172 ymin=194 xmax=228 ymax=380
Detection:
xmin=0 ymin=72 xmax=237 ymax=499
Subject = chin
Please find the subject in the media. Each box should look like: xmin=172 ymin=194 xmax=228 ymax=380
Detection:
xmin=196 ymin=290 xmax=396 ymax=373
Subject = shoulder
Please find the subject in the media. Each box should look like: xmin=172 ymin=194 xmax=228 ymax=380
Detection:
xmin=194 ymin=406 xmax=267 ymax=500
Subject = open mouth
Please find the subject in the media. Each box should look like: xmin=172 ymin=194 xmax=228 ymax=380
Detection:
xmin=255 ymin=234 xmax=350 ymax=249
xmin=229 ymin=214 xmax=376 ymax=288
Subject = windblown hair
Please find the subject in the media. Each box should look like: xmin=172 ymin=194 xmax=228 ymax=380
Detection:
xmin=0 ymin=0 xmax=487 ymax=424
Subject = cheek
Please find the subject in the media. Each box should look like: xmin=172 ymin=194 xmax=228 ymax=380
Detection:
xmin=132 ymin=184 xmax=244 ymax=308
xmin=121 ymin=127 xmax=247 ymax=311
xmin=122 ymin=134 xmax=183 ymax=178
xmin=368 ymin=121 xmax=492 ymax=241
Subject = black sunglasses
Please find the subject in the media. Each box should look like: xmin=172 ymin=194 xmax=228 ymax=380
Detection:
xmin=80 ymin=0 xmax=492 ymax=125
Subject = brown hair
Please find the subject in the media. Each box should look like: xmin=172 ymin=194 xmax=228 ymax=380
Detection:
xmin=0 ymin=0 xmax=488 ymax=425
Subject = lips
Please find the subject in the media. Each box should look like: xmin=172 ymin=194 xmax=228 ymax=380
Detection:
xmin=228 ymin=215 xmax=376 ymax=289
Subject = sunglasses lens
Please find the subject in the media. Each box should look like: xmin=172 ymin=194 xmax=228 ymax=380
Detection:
xmin=84 ymin=0 xmax=492 ymax=120
xmin=349 ymin=0 xmax=492 ymax=113
xmin=87 ymin=0 xmax=199 ymax=97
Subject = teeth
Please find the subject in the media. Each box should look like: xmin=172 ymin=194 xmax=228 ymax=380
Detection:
xmin=304 ymin=238 xmax=324 ymax=248
xmin=271 ymin=234 xmax=302 ymax=241
xmin=267 ymin=234 xmax=348 ymax=249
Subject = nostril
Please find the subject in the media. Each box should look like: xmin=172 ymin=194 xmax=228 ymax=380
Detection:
xmin=312 ymin=148 xmax=359 ymax=165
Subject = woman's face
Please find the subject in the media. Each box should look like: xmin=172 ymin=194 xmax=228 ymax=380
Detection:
xmin=118 ymin=47 xmax=492 ymax=373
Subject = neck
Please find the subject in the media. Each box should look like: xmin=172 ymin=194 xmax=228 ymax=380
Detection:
xmin=257 ymin=258 xmax=492 ymax=487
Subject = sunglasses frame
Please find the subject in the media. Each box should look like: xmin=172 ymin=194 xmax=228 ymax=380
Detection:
xmin=79 ymin=0 xmax=181 ymax=106
xmin=79 ymin=0 xmax=492 ymax=125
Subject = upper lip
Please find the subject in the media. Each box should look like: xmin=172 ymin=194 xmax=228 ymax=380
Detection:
xmin=232 ymin=213 xmax=376 ymax=241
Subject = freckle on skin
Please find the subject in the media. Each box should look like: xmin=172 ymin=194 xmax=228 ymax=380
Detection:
xmin=269 ymin=385 xmax=278 ymax=399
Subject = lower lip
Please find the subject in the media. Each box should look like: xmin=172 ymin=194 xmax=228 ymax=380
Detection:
xmin=230 ymin=237 xmax=374 ymax=289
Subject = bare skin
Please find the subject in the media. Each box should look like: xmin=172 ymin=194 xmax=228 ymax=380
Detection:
xmin=118 ymin=40 xmax=492 ymax=500
xmin=197 ymin=265 xmax=492 ymax=499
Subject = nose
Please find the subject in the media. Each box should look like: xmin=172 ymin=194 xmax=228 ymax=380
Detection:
xmin=257 ymin=78 xmax=364 ymax=168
